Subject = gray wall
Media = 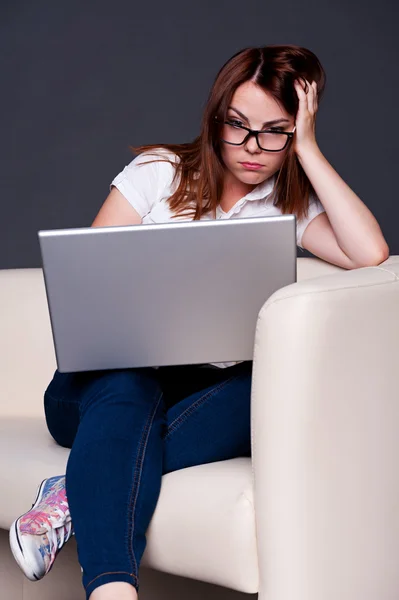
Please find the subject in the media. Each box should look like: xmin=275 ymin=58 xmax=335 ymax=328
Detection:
xmin=1 ymin=0 xmax=398 ymax=269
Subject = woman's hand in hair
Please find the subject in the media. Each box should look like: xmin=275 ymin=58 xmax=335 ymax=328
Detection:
xmin=292 ymin=77 xmax=319 ymax=158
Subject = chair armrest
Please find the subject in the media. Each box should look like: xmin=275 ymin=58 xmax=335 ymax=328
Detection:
xmin=251 ymin=258 xmax=399 ymax=600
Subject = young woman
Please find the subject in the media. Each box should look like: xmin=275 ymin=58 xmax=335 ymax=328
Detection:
xmin=9 ymin=44 xmax=389 ymax=600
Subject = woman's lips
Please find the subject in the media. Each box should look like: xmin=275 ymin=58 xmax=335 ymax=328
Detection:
xmin=240 ymin=162 xmax=263 ymax=170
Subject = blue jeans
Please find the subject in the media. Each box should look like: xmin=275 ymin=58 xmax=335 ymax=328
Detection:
xmin=43 ymin=361 xmax=253 ymax=599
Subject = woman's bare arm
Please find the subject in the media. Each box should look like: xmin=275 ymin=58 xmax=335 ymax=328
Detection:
xmin=91 ymin=186 xmax=143 ymax=227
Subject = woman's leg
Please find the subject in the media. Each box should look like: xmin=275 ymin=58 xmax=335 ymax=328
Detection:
xmin=14 ymin=362 xmax=252 ymax=599
xmin=160 ymin=361 xmax=253 ymax=474
xmin=44 ymin=366 xmax=167 ymax=599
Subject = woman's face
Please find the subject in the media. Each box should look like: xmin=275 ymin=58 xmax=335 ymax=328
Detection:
xmin=219 ymin=80 xmax=295 ymax=195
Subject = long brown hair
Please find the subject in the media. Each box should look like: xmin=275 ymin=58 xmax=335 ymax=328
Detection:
xmin=129 ymin=44 xmax=326 ymax=222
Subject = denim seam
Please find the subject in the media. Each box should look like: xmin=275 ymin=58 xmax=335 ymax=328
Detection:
xmin=164 ymin=374 xmax=240 ymax=441
xmin=85 ymin=570 xmax=138 ymax=591
xmin=127 ymin=390 xmax=164 ymax=578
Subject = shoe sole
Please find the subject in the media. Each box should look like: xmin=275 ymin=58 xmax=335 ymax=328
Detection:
xmin=9 ymin=478 xmax=49 ymax=581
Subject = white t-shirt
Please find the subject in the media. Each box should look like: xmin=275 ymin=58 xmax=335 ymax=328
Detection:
xmin=110 ymin=148 xmax=326 ymax=369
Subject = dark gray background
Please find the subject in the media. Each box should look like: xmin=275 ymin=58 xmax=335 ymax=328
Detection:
xmin=1 ymin=0 xmax=398 ymax=269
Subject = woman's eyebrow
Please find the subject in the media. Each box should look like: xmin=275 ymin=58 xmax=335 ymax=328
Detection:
xmin=228 ymin=106 xmax=290 ymax=126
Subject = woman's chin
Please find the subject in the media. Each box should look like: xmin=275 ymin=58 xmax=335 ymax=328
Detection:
xmin=236 ymin=170 xmax=267 ymax=183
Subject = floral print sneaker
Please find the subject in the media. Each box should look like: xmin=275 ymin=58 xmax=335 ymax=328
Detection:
xmin=9 ymin=475 xmax=74 ymax=581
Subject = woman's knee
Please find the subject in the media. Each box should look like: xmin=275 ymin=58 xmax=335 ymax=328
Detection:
xmin=44 ymin=368 xmax=82 ymax=404
xmin=44 ymin=371 xmax=81 ymax=448
xmin=43 ymin=367 xmax=158 ymax=447
xmin=46 ymin=366 xmax=162 ymax=409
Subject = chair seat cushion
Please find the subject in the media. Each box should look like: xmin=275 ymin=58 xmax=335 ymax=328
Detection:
xmin=0 ymin=417 xmax=259 ymax=593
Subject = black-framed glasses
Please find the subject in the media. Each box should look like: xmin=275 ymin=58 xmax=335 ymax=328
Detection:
xmin=214 ymin=116 xmax=296 ymax=152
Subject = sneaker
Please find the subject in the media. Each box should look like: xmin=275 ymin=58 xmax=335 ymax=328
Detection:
xmin=9 ymin=475 xmax=74 ymax=581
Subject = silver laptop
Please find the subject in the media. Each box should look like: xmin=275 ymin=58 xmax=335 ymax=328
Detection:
xmin=38 ymin=215 xmax=297 ymax=373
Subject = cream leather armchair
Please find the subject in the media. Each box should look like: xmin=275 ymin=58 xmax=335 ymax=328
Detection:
xmin=0 ymin=256 xmax=398 ymax=600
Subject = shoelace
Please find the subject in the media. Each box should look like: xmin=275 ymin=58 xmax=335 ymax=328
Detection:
xmin=28 ymin=502 xmax=74 ymax=572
